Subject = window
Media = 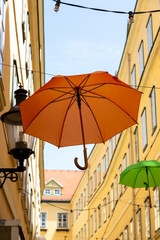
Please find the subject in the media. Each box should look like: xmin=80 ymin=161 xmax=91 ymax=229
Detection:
xmin=40 ymin=212 xmax=47 ymax=228
xmin=136 ymin=209 xmax=142 ymax=240
xmin=98 ymin=204 xmax=101 ymax=228
xmin=72 ymin=209 xmax=74 ymax=226
xmin=115 ymin=175 xmax=118 ymax=203
xmin=119 ymin=165 xmax=122 ymax=196
xmin=131 ymin=65 xmax=136 ymax=89
xmin=128 ymin=143 xmax=132 ymax=165
xmin=145 ymin=198 xmax=151 ymax=239
xmin=103 ymin=155 xmax=106 ymax=176
xmin=90 ymin=177 xmax=93 ymax=196
xmin=120 ymin=232 xmax=124 ymax=240
xmin=57 ymin=213 xmax=68 ymax=229
xmin=111 ymin=183 xmax=114 ymax=211
xmin=81 ymin=193 xmax=83 ymax=211
xmin=139 ymin=41 xmax=144 ymax=78
xmin=81 ymin=228 xmax=83 ymax=240
xmin=84 ymin=224 xmax=86 ymax=240
xmin=110 ymin=139 xmax=112 ymax=160
xmin=146 ymin=15 xmax=153 ymax=54
xmin=94 ymin=209 xmax=97 ymax=232
xmin=94 ymin=170 xmax=97 ymax=191
xmin=141 ymin=108 xmax=148 ymax=151
xmin=149 ymin=86 xmax=157 ymax=134
xmin=90 ymin=215 xmax=93 ymax=236
xmin=97 ymin=164 xmax=101 ymax=185
xmin=130 ymin=219 xmax=133 ymax=240
xmin=76 ymin=203 xmax=78 ymax=219
xmin=108 ymin=192 xmax=110 ymax=218
xmin=134 ymin=127 xmax=139 ymax=163
xmin=103 ymin=198 xmax=107 ymax=222
xmin=123 ymin=153 xmax=127 ymax=170
xmin=154 ymin=187 xmax=160 ymax=231
xmin=84 ymin=188 xmax=86 ymax=207
xmin=78 ymin=198 xmax=80 ymax=215
xmin=54 ymin=189 xmax=61 ymax=195
xmin=106 ymin=148 xmax=109 ymax=170
xmin=113 ymin=136 xmax=116 ymax=152
xmin=125 ymin=225 xmax=129 ymax=240
xmin=44 ymin=188 xmax=51 ymax=195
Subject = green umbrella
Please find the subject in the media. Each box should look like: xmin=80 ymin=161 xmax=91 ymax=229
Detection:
xmin=119 ymin=160 xmax=160 ymax=208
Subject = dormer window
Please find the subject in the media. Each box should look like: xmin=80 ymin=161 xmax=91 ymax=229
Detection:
xmin=54 ymin=189 xmax=61 ymax=196
xmin=44 ymin=188 xmax=51 ymax=195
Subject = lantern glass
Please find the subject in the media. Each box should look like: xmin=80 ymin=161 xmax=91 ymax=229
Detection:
xmin=1 ymin=105 xmax=34 ymax=156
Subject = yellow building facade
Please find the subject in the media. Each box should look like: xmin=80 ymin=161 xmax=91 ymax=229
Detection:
xmin=0 ymin=0 xmax=44 ymax=239
xmin=41 ymin=0 xmax=160 ymax=239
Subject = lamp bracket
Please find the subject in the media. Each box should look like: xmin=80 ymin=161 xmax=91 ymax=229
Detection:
xmin=0 ymin=166 xmax=26 ymax=188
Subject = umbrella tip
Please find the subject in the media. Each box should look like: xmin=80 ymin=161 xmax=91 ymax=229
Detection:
xmin=144 ymin=182 xmax=148 ymax=190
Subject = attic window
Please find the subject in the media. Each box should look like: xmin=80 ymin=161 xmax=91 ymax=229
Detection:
xmin=44 ymin=189 xmax=51 ymax=195
xmin=54 ymin=189 xmax=61 ymax=196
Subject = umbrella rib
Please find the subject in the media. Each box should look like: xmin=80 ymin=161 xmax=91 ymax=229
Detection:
xmin=58 ymin=96 xmax=76 ymax=148
xmin=148 ymin=167 xmax=157 ymax=187
xmin=23 ymin=91 xmax=75 ymax=133
xmin=132 ymin=167 xmax=142 ymax=188
xmin=82 ymin=89 xmax=138 ymax=124
xmin=81 ymin=95 xmax=105 ymax=143
xmin=79 ymin=74 xmax=91 ymax=88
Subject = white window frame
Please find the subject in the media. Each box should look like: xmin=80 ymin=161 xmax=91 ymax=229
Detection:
xmin=154 ymin=187 xmax=160 ymax=231
xmin=130 ymin=219 xmax=133 ymax=240
xmin=44 ymin=188 xmax=51 ymax=195
xmin=109 ymin=139 xmax=112 ymax=160
xmin=98 ymin=204 xmax=101 ymax=228
xmin=57 ymin=212 xmax=68 ymax=229
xmin=141 ymin=108 xmax=148 ymax=151
xmin=106 ymin=148 xmax=109 ymax=170
xmin=94 ymin=209 xmax=97 ymax=232
xmin=115 ymin=174 xmax=118 ymax=202
xmin=145 ymin=198 xmax=151 ymax=239
xmin=119 ymin=165 xmax=122 ymax=196
xmin=83 ymin=188 xmax=86 ymax=207
xmin=137 ymin=209 xmax=142 ymax=240
xmin=139 ymin=41 xmax=144 ymax=78
xmin=125 ymin=225 xmax=129 ymax=240
xmin=149 ymin=86 xmax=157 ymax=134
xmin=94 ymin=170 xmax=97 ymax=191
xmin=134 ymin=126 xmax=139 ymax=163
xmin=131 ymin=65 xmax=136 ymax=89
xmin=40 ymin=212 xmax=47 ymax=228
xmin=103 ymin=155 xmax=106 ymax=176
xmin=54 ymin=189 xmax=61 ymax=195
xmin=103 ymin=197 xmax=107 ymax=222
xmin=97 ymin=164 xmax=101 ymax=185
xmin=146 ymin=15 xmax=153 ymax=54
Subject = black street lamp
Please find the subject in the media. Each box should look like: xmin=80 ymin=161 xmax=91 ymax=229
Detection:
xmin=0 ymin=85 xmax=34 ymax=187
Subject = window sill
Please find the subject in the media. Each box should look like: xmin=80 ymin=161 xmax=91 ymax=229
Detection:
xmin=40 ymin=228 xmax=47 ymax=232
xmin=56 ymin=228 xmax=69 ymax=231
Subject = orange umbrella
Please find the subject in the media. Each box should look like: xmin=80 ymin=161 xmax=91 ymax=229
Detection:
xmin=20 ymin=71 xmax=142 ymax=170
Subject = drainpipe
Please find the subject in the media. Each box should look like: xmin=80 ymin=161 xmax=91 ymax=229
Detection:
xmin=128 ymin=53 xmax=136 ymax=239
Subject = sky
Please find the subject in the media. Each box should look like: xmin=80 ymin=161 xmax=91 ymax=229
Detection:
xmin=43 ymin=0 xmax=136 ymax=170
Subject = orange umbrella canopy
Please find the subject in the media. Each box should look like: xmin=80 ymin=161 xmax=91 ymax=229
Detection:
xmin=20 ymin=71 xmax=142 ymax=169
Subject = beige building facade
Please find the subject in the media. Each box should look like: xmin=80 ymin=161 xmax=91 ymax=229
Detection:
xmin=0 ymin=0 xmax=44 ymax=239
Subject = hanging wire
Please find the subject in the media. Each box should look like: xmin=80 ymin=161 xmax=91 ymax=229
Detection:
xmin=1 ymin=61 xmax=160 ymax=90
xmin=52 ymin=0 xmax=160 ymax=15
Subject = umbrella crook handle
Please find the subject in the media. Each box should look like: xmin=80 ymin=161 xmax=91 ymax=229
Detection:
xmin=74 ymin=148 xmax=88 ymax=170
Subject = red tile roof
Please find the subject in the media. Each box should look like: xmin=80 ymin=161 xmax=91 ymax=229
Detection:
xmin=42 ymin=170 xmax=84 ymax=202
